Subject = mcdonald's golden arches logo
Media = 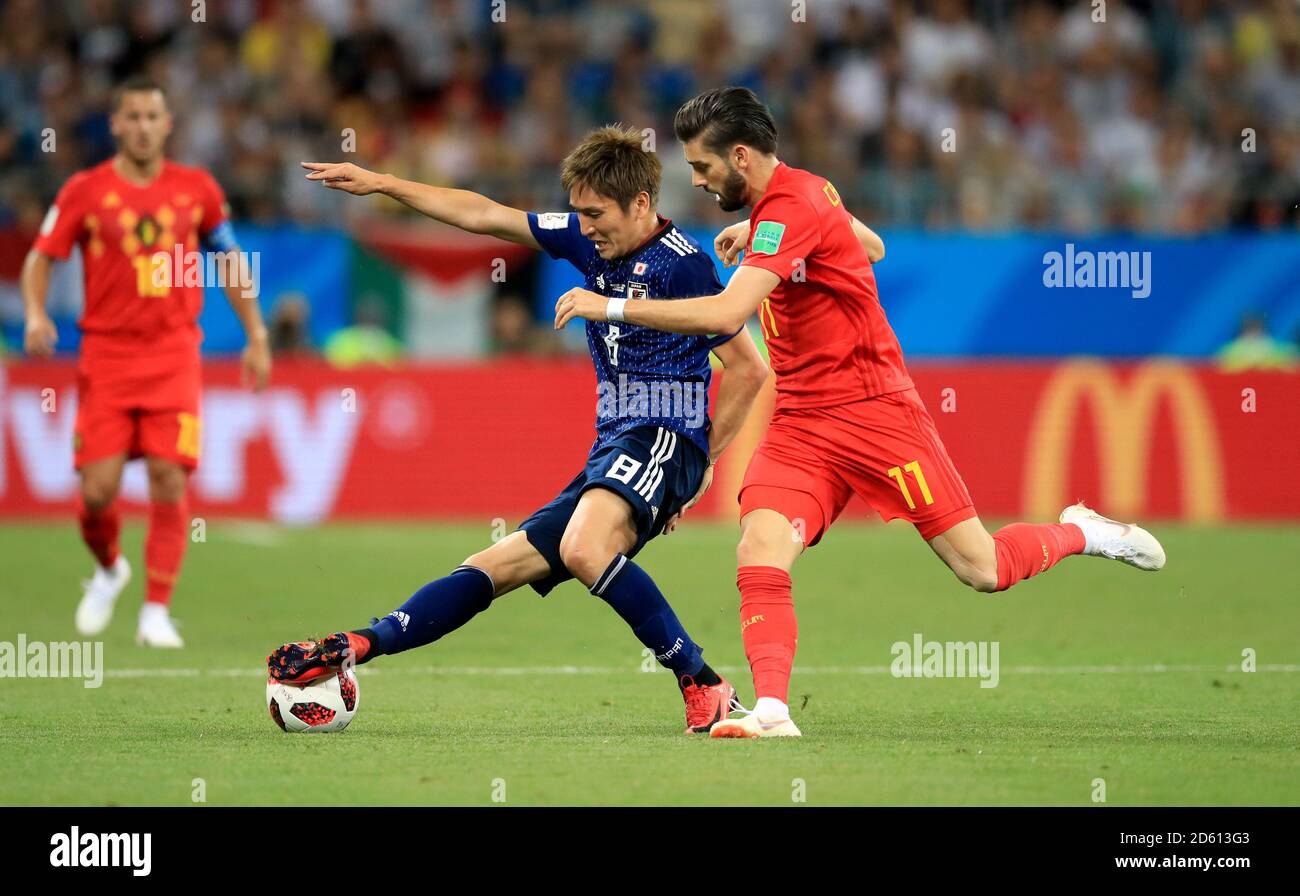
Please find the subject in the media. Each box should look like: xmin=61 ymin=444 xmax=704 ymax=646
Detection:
xmin=1023 ymin=362 xmax=1225 ymax=523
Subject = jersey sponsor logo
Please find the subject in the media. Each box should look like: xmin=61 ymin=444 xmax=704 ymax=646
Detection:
xmin=750 ymin=221 xmax=786 ymax=254
xmin=39 ymin=205 xmax=59 ymax=236
xmin=537 ymin=212 xmax=570 ymax=230
xmin=596 ymin=273 xmax=606 ymax=290
xmin=627 ymin=282 xmax=648 ymax=301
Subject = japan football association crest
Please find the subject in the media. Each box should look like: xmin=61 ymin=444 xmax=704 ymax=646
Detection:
xmin=627 ymin=282 xmax=649 ymax=301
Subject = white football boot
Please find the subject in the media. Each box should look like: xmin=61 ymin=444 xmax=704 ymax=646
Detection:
xmin=710 ymin=699 xmax=803 ymax=739
xmin=1060 ymin=502 xmax=1166 ymax=571
xmin=75 ymin=556 xmax=131 ymax=636
xmin=136 ymin=602 xmax=184 ymax=648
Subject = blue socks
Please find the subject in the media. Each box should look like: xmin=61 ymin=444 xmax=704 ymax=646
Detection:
xmin=591 ymin=553 xmax=705 ymax=678
xmin=366 ymin=556 xmax=713 ymax=687
xmin=369 ymin=565 xmax=495 ymax=655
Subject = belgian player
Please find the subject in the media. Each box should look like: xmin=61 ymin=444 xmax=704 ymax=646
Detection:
xmin=554 ymin=88 xmax=1167 ymax=737
xmin=21 ymin=76 xmax=271 ymax=647
xmin=269 ymin=126 xmax=778 ymax=732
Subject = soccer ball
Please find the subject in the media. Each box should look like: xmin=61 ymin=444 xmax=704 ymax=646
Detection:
xmin=266 ymin=668 xmax=359 ymax=733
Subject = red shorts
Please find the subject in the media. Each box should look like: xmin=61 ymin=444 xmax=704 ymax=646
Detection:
xmin=74 ymin=351 xmax=202 ymax=471
xmin=739 ymin=388 xmax=976 ymax=544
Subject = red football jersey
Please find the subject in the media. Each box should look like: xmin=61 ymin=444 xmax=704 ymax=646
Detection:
xmin=33 ymin=158 xmax=229 ymax=365
xmin=740 ymin=162 xmax=912 ymax=409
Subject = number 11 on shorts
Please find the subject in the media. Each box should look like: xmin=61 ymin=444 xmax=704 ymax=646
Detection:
xmin=887 ymin=460 xmax=934 ymax=510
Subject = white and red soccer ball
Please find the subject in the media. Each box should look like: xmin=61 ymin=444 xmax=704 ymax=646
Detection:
xmin=266 ymin=668 xmax=359 ymax=733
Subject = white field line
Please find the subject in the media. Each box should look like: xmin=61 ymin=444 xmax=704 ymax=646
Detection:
xmin=101 ymin=663 xmax=1300 ymax=679
xmin=212 ymin=523 xmax=285 ymax=547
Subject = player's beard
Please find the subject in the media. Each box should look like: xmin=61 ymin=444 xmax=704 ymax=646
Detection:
xmin=121 ymin=139 xmax=162 ymax=170
xmin=715 ymin=166 xmax=749 ymax=212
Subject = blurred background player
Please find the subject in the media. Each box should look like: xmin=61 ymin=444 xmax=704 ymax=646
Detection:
xmin=268 ymin=126 xmax=771 ymax=732
xmin=20 ymin=76 xmax=271 ymax=647
xmin=555 ymin=87 xmax=1168 ymax=738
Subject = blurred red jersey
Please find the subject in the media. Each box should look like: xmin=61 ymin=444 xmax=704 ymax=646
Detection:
xmin=740 ymin=161 xmax=912 ymax=409
xmin=33 ymin=158 xmax=229 ymax=367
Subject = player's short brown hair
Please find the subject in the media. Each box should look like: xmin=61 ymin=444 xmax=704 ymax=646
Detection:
xmin=560 ymin=125 xmax=661 ymax=210
xmin=112 ymin=75 xmax=167 ymax=112
xmin=674 ymin=86 xmax=778 ymax=156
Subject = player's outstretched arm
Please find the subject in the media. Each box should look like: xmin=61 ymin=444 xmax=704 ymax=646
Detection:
xmin=301 ymin=162 xmax=540 ymax=249
xmin=713 ymin=215 xmax=884 ymax=265
xmin=554 ymin=265 xmax=779 ymax=336
xmin=19 ymin=250 xmax=58 ymax=357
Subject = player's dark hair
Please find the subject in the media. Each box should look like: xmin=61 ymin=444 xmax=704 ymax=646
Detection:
xmin=112 ymin=75 xmax=167 ymax=112
xmin=673 ymin=87 xmax=778 ymax=156
xmin=560 ymin=125 xmax=661 ymax=210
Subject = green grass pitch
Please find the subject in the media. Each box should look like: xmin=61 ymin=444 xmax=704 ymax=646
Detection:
xmin=1 ymin=519 xmax=1297 ymax=806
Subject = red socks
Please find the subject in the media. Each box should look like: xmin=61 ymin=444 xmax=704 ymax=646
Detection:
xmin=733 ymin=526 xmax=1082 ymax=701
xmin=77 ymin=495 xmax=121 ymax=569
xmin=737 ymin=566 xmax=798 ymax=703
xmin=145 ymin=496 xmax=189 ymax=605
xmin=992 ymin=522 xmax=1086 ymax=592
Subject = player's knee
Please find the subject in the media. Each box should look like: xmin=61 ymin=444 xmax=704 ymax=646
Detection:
xmin=147 ymin=463 xmax=187 ymax=502
xmin=461 ymin=549 xmax=498 ymax=583
xmin=559 ymin=538 xmax=612 ymax=587
xmin=736 ymin=527 xmax=790 ymax=568
xmin=961 ymin=563 xmax=1000 ymax=593
xmin=81 ymin=477 xmax=119 ymax=510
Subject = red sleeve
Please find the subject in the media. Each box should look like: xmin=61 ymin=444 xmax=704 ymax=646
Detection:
xmin=197 ymin=169 xmax=230 ymax=236
xmin=31 ymin=175 xmax=88 ymax=260
xmin=739 ymin=190 xmax=822 ymax=282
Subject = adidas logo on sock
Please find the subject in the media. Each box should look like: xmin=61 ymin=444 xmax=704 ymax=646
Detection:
xmin=389 ymin=611 xmax=410 ymax=632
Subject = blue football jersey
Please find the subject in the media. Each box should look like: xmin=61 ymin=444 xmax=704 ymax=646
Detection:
xmin=528 ymin=211 xmax=735 ymax=459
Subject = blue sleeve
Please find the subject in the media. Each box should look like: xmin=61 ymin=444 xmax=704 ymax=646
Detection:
xmin=666 ymin=252 xmax=740 ymax=349
xmin=201 ymin=220 xmax=238 ymax=254
xmin=527 ymin=212 xmax=595 ymax=269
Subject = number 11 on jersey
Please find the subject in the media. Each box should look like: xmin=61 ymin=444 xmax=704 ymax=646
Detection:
xmin=887 ymin=460 xmax=934 ymax=510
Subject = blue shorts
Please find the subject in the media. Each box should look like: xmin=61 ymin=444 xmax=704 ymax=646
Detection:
xmin=519 ymin=425 xmax=709 ymax=596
